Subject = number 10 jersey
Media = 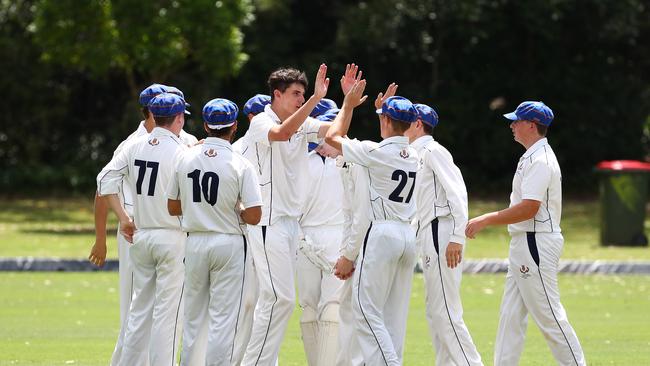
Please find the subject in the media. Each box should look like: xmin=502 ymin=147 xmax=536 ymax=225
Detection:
xmin=168 ymin=137 xmax=262 ymax=234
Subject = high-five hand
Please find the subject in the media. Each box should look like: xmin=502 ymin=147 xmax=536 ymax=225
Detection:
xmin=342 ymin=80 xmax=368 ymax=109
xmin=314 ymin=63 xmax=330 ymax=100
xmin=340 ymin=63 xmax=363 ymax=95
xmin=374 ymin=82 xmax=398 ymax=110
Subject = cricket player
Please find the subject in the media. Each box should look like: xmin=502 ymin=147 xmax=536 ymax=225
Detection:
xmin=297 ymin=109 xmax=344 ymax=366
xmin=333 ymin=144 xmax=370 ymax=366
xmin=89 ymin=83 xmax=196 ymax=365
xmin=241 ymin=64 xmax=332 ymax=365
xmin=167 ymin=98 xmax=263 ymax=365
xmin=466 ymin=101 xmax=586 ymax=366
xmin=231 ymin=93 xmax=271 ymax=366
xmin=326 ymin=80 xmax=419 ymax=366
xmin=97 ymin=92 xmax=189 ymax=366
xmin=404 ymin=103 xmax=483 ymax=365
xmin=310 ymin=97 xmax=338 ymax=118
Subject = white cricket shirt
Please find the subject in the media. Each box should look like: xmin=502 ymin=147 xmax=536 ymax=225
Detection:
xmin=411 ymin=135 xmax=468 ymax=245
xmin=507 ymin=138 xmax=562 ymax=234
xmin=246 ymin=104 xmax=321 ymax=225
xmin=338 ymin=158 xmax=371 ymax=261
xmin=340 ymin=136 xmax=419 ymax=222
xmin=99 ymin=121 xmax=198 ymax=216
xmin=299 ymin=153 xmax=345 ymax=228
xmin=97 ymin=127 xmax=188 ymax=230
xmin=167 ymin=137 xmax=263 ymax=234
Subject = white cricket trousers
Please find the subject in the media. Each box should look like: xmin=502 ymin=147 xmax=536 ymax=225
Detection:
xmin=297 ymin=224 xmax=344 ymax=365
xmin=336 ymin=276 xmax=364 ymax=366
xmin=494 ymin=232 xmax=585 ymax=366
xmin=181 ymin=232 xmax=246 ymax=366
xmin=119 ymin=228 xmax=185 ymax=366
xmin=110 ymin=225 xmax=135 ymax=366
xmin=232 ymin=235 xmax=259 ymax=366
xmin=419 ymin=217 xmax=483 ymax=366
xmin=353 ymin=221 xmax=417 ymax=366
xmin=242 ymin=216 xmax=300 ymax=365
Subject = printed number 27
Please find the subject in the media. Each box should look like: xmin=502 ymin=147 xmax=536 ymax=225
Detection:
xmin=389 ymin=170 xmax=416 ymax=203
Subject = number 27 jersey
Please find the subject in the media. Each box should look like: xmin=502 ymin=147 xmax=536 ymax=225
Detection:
xmin=341 ymin=136 xmax=419 ymax=222
xmin=167 ymin=137 xmax=263 ymax=234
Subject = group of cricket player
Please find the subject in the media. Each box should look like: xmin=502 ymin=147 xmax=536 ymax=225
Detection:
xmin=91 ymin=63 xmax=586 ymax=365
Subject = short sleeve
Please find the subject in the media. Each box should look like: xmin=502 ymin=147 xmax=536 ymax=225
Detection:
xmin=247 ymin=113 xmax=275 ymax=146
xmin=302 ymin=117 xmax=323 ymax=144
xmin=521 ymin=160 xmax=552 ymax=202
xmin=341 ymin=139 xmax=373 ymax=167
xmin=240 ymin=160 xmax=263 ymax=209
xmin=97 ymin=145 xmax=131 ymax=196
xmin=166 ymin=150 xmax=185 ymax=200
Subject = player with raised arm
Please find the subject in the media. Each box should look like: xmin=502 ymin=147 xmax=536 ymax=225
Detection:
xmin=241 ymin=64 xmax=333 ymax=365
xmin=167 ymin=98 xmax=263 ymax=365
xmin=89 ymin=83 xmax=196 ymax=365
xmin=404 ymin=103 xmax=483 ymax=365
xmin=326 ymin=80 xmax=419 ymax=366
xmin=466 ymin=101 xmax=585 ymax=366
xmin=97 ymin=92 xmax=189 ymax=365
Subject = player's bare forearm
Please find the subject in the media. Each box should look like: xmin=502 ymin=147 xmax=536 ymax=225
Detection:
xmin=325 ymin=80 xmax=367 ymax=151
xmin=241 ymin=206 xmax=262 ymax=225
xmin=93 ymin=191 xmax=109 ymax=241
xmin=167 ymin=199 xmax=182 ymax=216
xmin=466 ymin=199 xmax=541 ymax=238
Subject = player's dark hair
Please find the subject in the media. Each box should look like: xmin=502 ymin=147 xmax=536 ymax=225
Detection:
xmin=535 ymin=123 xmax=548 ymax=137
xmin=388 ymin=118 xmax=412 ymax=134
xmin=141 ymin=107 xmax=150 ymax=120
xmin=153 ymin=115 xmax=176 ymax=127
xmin=422 ymin=122 xmax=435 ymax=136
xmin=268 ymin=68 xmax=308 ymax=101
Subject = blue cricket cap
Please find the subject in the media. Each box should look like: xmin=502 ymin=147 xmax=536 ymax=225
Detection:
xmin=243 ymin=94 xmax=271 ymax=116
xmin=166 ymin=85 xmax=192 ymax=115
xmin=375 ymin=96 xmax=417 ymax=123
xmin=139 ymin=84 xmax=168 ymax=106
xmin=310 ymin=98 xmax=338 ymax=117
xmin=414 ymin=103 xmax=439 ymax=127
xmin=148 ymin=93 xmax=187 ymax=118
xmin=503 ymin=101 xmax=554 ymax=126
xmin=316 ymin=108 xmax=340 ymax=122
xmin=203 ymin=98 xmax=239 ymax=129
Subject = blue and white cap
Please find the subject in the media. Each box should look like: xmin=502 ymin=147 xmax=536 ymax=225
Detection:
xmin=148 ymin=93 xmax=187 ymax=117
xmin=414 ymin=103 xmax=439 ymax=127
xmin=202 ymin=98 xmax=239 ymax=130
xmin=139 ymin=84 xmax=168 ymax=106
xmin=316 ymin=108 xmax=340 ymax=122
xmin=310 ymin=98 xmax=338 ymax=117
xmin=243 ymin=94 xmax=271 ymax=116
xmin=375 ymin=96 xmax=418 ymax=123
xmin=503 ymin=101 xmax=554 ymax=126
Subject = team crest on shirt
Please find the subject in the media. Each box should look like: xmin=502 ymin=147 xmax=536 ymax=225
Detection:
xmin=148 ymin=138 xmax=159 ymax=146
xmin=204 ymin=148 xmax=218 ymax=158
xmin=519 ymin=265 xmax=531 ymax=279
xmin=399 ymin=148 xmax=410 ymax=159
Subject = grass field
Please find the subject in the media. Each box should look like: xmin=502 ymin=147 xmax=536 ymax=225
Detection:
xmin=1 ymin=197 xmax=650 ymax=261
xmin=1 ymin=272 xmax=648 ymax=365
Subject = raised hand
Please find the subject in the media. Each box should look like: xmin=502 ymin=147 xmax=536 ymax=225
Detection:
xmin=374 ymin=82 xmax=398 ymax=110
xmin=313 ymin=63 xmax=330 ymax=100
xmin=342 ymin=80 xmax=368 ymax=109
xmin=340 ymin=63 xmax=363 ymax=95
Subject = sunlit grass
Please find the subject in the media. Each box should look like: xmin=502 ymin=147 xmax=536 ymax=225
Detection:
xmin=1 ymin=272 xmax=649 ymax=365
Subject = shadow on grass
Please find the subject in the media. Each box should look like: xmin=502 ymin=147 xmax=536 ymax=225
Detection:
xmin=19 ymin=228 xmax=117 ymax=235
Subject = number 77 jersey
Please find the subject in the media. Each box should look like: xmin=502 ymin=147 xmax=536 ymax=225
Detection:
xmin=340 ymin=136 xmax=419 ymax=222
xmin=167 ymin=137 xmax=262 ymax=234
xmin=97 ymin=127 xmax=189 ymax=230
